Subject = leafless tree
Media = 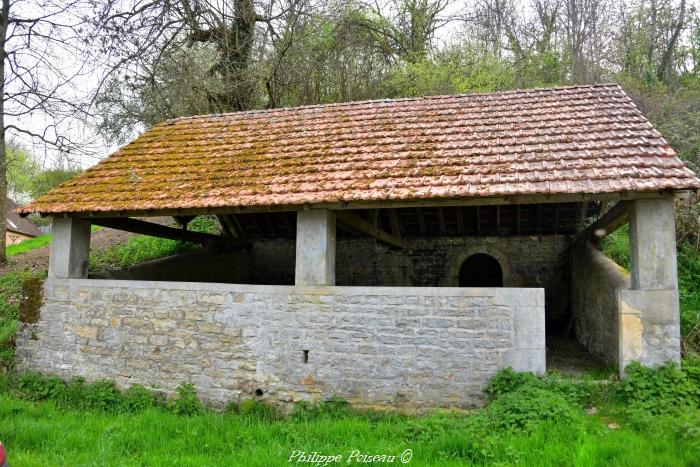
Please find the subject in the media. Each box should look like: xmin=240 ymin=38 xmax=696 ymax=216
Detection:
xmin=92 ymin=0 xmax=310 ymax=115
xmin=0 ymin=0 xmax=97 ymax=263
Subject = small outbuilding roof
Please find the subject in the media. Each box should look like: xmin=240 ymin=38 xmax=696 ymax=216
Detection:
xmin=7 ymin=198 xmax=42 ymax=236
xmin=20 ymin=84 xmax=700 ymax=217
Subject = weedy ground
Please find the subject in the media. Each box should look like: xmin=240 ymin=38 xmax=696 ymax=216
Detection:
xmin=0 ymin=360 xmax=698 ymax=466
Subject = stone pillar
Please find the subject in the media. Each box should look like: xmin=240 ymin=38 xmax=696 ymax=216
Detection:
xmin=295 ymin=210 xmax=336 ymax=286
xmin=628 ymin=198 xmax=678 ymax=290
xmin=48 ymin=217 xmax=91 ymax=279
xmin=619 ymin=198 xmax=680 ymax=374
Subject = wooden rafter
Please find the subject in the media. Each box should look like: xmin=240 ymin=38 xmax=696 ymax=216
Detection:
xmin=387 ymin=209 xmax=402 ymax=239
xmin=415 ymin=208 xmax=427 ymax=236
xmin=436 ymin=207 xmax=447 ymax=235
xmin=579 ymin=201 xmax=588 ymax=225
xmin=576 ymin=201 xmax=629 ymax=244
xmin=335 ymin=211 xmax=406 ymax=249
xmin=216 ymin=215 xmax=239 ymax=239
xmin=93 ymin=217 xmax=248 ymax=248
xmin=228 ymin=214 xmax=247 ymax=240
xmin=260 ymin=213 xmax=276 ymax=237
xmin=456 ymin=206 xmax=464 ymax=235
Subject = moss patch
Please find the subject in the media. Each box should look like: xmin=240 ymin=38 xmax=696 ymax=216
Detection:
xmin=18 ymin=277 xmax=45 ymax=324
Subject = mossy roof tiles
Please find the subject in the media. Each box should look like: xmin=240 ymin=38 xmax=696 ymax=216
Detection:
xmin=20 ymin=84 xmax=700 ymax=215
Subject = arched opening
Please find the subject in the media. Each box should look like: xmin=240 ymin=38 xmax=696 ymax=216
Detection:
xmin=459 ymin=253 xmax=503 ymax=287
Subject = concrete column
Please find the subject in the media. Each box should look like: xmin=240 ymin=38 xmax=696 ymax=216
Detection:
xmin=628 ymin=198 xmax=678 ymax=290
xmin=619 ymin=197 xmax=680 ymax=373
xmin=48 ymin=217 xmax=91 ymax=279
xmin=295 ymin=210 xmax=335 ymax=286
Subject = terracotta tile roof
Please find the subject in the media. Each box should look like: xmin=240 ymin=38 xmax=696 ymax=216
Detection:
xmin=20 ymin=84 xmax=700 ymax=216
xmin=7 ymin=198 xmax=41 ymax=236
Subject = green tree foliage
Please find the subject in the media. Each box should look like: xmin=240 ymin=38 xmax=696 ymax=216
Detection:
xmin=4 ymin=143 xmax=80 ymax=202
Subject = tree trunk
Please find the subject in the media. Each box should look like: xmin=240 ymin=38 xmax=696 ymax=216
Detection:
xmin=0 ymin=0 xmax=10 ymax=264
xmin=657 ymin=0 xmax=685 ymax=82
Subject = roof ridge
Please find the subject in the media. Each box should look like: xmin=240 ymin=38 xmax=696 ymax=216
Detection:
xmin=164 ymin=83 xmax=623 ymax=125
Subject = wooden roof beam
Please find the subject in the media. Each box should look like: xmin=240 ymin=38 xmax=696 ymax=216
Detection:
xmin=47 ymin=190 xmax=677 ymax=219
xmin=93 ymin=217 xmax=248 ymax=249
xmin=387 ymin=209 xmax=403 ymax=239
xmin=436 ymin=207 xmax=447 ymax=235
xmin=575 ymin=201 xmax=629 ymax=244
xmin=415 ymin=208 xmax=427 ymax=236
xmin=456 ymin=207 xmax=465 ymax=235
xmin=216 ymin=215 xmax=239 ymax=239
xmin=335 ymin=210 xmax=406 ymax=249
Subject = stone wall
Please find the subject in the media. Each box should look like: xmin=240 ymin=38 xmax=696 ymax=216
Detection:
xmin=16 ymin=279 xmax=545 ymax=411
xmin=618 ymin=289 xmax=681 ymax=372
xmin=571 ymin=241 xmax=630 ymax=365
xmin=97 ymin=235 xmax=570 ymax=326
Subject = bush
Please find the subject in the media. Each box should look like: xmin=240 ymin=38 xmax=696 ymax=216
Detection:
xmin=485 ymin=368 xmax=612 ymax=408
xmin=290 ymin=396 xmax=351 ymax=420
xmin=227 ymin=398 xmax=280 ymax=421
xmin=484 ymin=367 xmax=542 ymax=399
xmin=124 ymin=384 xmax=162 ymax=411
xmin=15 ymin=372 xmax=67 ymax=402
xmin=482 ymin=385 xmax=579 ymax=431
xmin=169 ymin=383 xmax=203 ymax=415
xmin=82 ymin=380 xmax=124 ymax=412
xmin=12 ymin=371 xmax=173 ymax=414
xmin=620 ymin=362 xmax=700 ymax=414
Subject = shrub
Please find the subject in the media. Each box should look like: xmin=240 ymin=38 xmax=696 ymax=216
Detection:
xmin=15 ymin=372 xmax=67 ymax=402
xmin=683 ymin=353 xmax=700 ymax=389
xmin=484 ymin=367 xmax=542 ymax=399
xmin=188 ymin=215 xmax=220 ymax=234
xmin=620 ymin=362 xmax=700 ymax=414
xmin=81 ymin=380 xmax=124 ymax=412
xmin=482 ymin=385 xmax=579 ymax=431
xmin=169 ymin=383 xmax=204 ymax=415
xmin=485 ymin=368 xmax=612 ymax=408
xmin=291 ymin=396 xmax=351 ymax=420
xmin=124 ymin=384 xmax=162 ymax=411
xmin=12 ymin=372 xmax=166 ymax=413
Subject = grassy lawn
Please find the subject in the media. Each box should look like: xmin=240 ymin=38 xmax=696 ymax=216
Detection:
xmin=5 ymin=235 xmax=52 ymax=257
xmin=5 ymin=226 xmax=102 ymax=258
xmin=0 ymin=363 xmax=699 ymax=466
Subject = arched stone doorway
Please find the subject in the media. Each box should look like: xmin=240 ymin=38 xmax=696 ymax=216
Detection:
xmin=459 ymin=253 xmax=503 ymax=287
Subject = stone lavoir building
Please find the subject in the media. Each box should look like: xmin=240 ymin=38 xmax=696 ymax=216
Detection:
xmin=16 ymin=84 xmax=700 ymax=410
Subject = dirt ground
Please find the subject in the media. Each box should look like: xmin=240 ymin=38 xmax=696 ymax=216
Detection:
xmin=0 ymin=228 xmax=136 ymax=276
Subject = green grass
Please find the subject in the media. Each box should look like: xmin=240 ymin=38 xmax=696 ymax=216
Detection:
xmin=6 ymin=225 xmax=102 ymax=257
xmin=89 ymin=236 xmax=199 ymax=272
xmin=6 ymin=234 xmax=52 ymax=257
xmin=0 ymin=365 xmax=698 ymax=466
xmin=89 ymin=216 xmax=218 ymax=272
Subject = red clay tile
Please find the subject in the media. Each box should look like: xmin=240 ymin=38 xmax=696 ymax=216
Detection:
xmin=19 ymin=84 xmax=700 ymax=216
